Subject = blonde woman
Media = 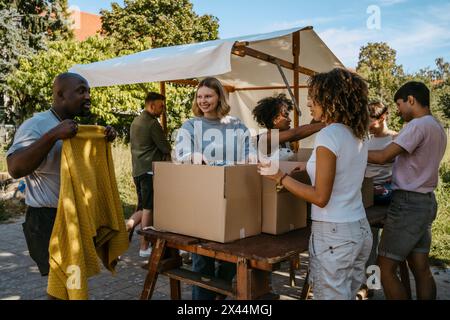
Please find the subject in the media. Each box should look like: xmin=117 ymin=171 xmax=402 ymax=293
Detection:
xmin=175 ymin=77 xmax=252 ymax=299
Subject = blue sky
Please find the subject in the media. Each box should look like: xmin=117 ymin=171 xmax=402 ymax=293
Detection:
xmin=68 ymin=0 xmax=450 ymax=73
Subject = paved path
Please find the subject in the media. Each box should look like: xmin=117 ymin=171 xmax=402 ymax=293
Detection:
xmin=1 ymin=217 xmax=449 ymax=300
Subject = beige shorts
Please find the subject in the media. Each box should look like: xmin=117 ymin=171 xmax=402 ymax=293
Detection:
xmin=309 ymin=218 xmax=373 ymax=300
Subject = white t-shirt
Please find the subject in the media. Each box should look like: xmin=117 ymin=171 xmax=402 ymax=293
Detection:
xmin=7 ymin=110 xmax=61 ymax=208
xmin=365 ymin=135 xmax=394 ymax=185
xmin=306 ymin=123 xmax=368 ymax=223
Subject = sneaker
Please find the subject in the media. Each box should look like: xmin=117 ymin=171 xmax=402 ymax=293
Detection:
xmin=180 ymin=250 xmax=192 ymax=264
xmin=139 ymin=247 xmax=152 ymax=258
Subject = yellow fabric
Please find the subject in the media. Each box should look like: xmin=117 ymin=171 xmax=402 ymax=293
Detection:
xmin=47 ymin=125 xmax=129 ymax=300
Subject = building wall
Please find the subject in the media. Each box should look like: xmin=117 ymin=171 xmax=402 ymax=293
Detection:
xmin=70 ymin=9 xmax=102 ymax=41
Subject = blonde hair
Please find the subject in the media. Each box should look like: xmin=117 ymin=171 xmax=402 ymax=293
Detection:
xmin=192 ymin=77 xmax=230 ymax=118
xmin=308 ymin=68 xmax=369 ymax=140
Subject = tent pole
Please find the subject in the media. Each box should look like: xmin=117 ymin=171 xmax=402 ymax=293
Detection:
xmin=160 ymin=81 xmax=167 ymax=135
xmin=293 ymin=31 xmax=300 ymax=151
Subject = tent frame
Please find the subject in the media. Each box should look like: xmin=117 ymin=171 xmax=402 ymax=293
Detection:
xmin=160 ymin=27 xmax=319 ymax=150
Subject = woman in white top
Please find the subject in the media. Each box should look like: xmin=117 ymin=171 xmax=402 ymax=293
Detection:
xmin=252 ymin=93 xmax=325 ymax=161
xmin=259 ymin=68 xmax=372 ymax=300
xmin=366 ymin=101 xmax=398 ymax=204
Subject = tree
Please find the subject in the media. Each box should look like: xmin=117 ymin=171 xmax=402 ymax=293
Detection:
xmin=4 ymin=37 xmax=194 ymax=141
xmin=0 ymin=1 xmax=73 ymax=48
xmin=0 ymin=0 xmax=73 ymax=121
xmin=100 ymin=0 xmax=219 ymax=54
xmin=0 ymin=8 xmax=33 ymax=84
xmin=356 ymin=42 xmax=405 ymax=131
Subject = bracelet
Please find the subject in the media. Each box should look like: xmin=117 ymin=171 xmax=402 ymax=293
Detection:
xmin=277 ymin=173 xmax=288 ymax=187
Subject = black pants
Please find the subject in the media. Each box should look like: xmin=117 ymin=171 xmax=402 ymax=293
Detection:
xmin=22 ymin=207 xmax=57 ymax=276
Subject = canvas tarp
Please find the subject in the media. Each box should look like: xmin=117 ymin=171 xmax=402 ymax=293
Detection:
xmin=70 ymin=26 xmax=343 ymax=143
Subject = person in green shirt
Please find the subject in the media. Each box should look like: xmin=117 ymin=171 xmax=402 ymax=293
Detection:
xmin=128 ymin=92 xmax=171 ymax=257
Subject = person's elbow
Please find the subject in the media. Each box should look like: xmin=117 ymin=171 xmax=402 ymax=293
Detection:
xmin=315 ymin=194 xmax=331 ymax=208
xmin=7 ymin=157 xmax=24 ymax=179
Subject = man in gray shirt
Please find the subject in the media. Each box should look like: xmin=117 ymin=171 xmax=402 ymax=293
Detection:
xmin=129 ymin=92 xmax=171 ymax=257
xmin=7 ymin=72 xmax=117 ymax=276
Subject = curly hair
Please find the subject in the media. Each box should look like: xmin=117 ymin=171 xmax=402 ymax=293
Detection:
xmin=252 ymin=93 xmax=293 ymax=129
xmin=192 ymin=77 xmax=230 ymax=118
xmin=308 ymin=68 xmax=369 ymax=140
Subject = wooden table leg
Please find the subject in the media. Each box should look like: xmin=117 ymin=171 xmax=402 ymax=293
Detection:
xmin=289 ymin=254 xmax=300 ymax=287
xmin=236 ymin=257 xmax=250 ymax=300
xmin=300 ymin=270 xmax=311 ymax=300
xmin=170 ymin=278 xmax=181 ymax=300
xmin=140 ymin=238 xmax=167 ymax=300
xmin=399 ymin=261 xmax=412 ymax=299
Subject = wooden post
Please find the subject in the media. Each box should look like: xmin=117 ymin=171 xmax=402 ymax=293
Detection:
xmin=293 ymin=31 xmax=300 ymax=152
xmin=160 ymin=81 xmax=168 ymax=135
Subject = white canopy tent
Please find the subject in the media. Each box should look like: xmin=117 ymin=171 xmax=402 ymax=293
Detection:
xmin=70 ymin=26 xmax=343 ymax=147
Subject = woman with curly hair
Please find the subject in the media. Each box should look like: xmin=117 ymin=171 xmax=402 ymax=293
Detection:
xmin=252 ymin=94 xmax=325 ymax=160
xmin=259 ymin=68 xmax=372 ymax=300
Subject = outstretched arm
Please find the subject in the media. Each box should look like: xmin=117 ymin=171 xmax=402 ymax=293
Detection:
xmin=368 ymin=142 xmax=405 ymax=165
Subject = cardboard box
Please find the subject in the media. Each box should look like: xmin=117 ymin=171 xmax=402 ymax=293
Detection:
xmin=294 ymin=148 xmax=313 ymax=162
xmin=262 ymin=161 xmax=310 ymax=235
xmin=153 ymin=162 xmax=261 ymax=243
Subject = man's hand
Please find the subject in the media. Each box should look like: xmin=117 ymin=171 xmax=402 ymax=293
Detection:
xmin=49 ymin=120 xmax=78 ymax=140
xmin=105 ymin=125 xmax=117 ymax=142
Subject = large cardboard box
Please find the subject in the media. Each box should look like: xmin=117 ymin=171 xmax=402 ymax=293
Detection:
xmin=262 ymin=161 xmax=310 ymax=235
xmin=153 ymin=162 xmax=261 ymax=243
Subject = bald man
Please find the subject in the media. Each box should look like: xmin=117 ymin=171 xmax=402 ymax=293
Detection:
xmin=7 ymin=72 xmax=117 ymax=276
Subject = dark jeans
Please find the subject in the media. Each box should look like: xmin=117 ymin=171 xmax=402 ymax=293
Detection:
xmin=192 ymin=254 xmax=236 ymax=300
xmin=22 ymin=207 xmax=57 ymax=276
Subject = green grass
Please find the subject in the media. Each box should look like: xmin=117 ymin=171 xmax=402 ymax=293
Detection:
xmin=111 ymin=141 xmax=137 ymax=219
xmin=0 ymin=149 xmax=7 ymax=172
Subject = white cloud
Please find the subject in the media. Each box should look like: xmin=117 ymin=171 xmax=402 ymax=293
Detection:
xmin=265 ymin=17 xmax=339 ymax=32
xmin=378 ymin=0 xmax=407 ymax=6
xmin=427 ymin=3 xmax=450 ymax=21
xmin=318 ymin=21 xmax=450 ymax=69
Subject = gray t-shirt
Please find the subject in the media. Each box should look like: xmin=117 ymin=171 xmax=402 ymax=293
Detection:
xmin=7 ymin=110 xmax=61 ymax=208
xmin=175 ymin=116 xmax=251 ymax=164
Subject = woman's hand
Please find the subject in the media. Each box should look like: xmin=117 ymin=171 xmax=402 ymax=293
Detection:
xmin=257 ymin=161 xmax=284 ymax=182
xmin=291 ymin=162 xmax=307 ymax=174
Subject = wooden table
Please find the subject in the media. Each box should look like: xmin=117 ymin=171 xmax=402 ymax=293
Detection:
xmin=138 ymin=227 xmax=311 ymax=300
xmin=138 ymin=205 xmax=411 ymax=300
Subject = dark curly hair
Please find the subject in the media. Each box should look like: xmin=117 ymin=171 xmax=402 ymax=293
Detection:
xmin=252 ymin=93 xmax=293 ymax=129
xmin=308 ymin=68 xmax=369 ymax=140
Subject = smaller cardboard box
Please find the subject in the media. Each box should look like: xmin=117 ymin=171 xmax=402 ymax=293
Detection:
xmin=153 ymin=162 xmax=262 ymax=243
xmin=262 ymin=161 xmax=310 ymax=235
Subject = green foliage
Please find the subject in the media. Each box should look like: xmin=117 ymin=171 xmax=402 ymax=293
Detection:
xmin=430 ymin=161 xmax=450 ymax=266
xmin=4 ymin=36 xmax=194 ymax=140
xmin=100 ymin=0 xmax=219 ymax=54
xmin=440 ymin=92 xmax=450 ymax=121
xmin=0 ymin=8 xmax=34 ymax=84
xmin=356 ymin=42 xmax=405 ymax=131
